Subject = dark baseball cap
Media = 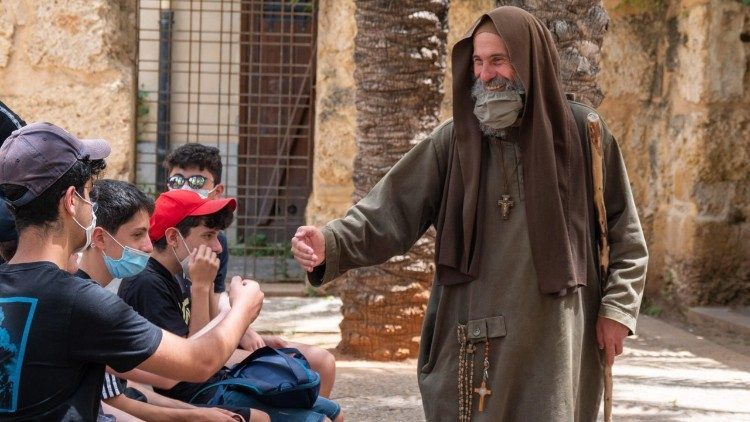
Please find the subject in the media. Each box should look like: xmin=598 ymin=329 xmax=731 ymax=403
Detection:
xmin=149 ymin=189 xmax=237 ymax=241
xmin=0 ymin=122 xmax=111 ymax=207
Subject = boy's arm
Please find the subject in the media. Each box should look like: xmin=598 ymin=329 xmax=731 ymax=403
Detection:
xmin=109 ymin=367 xmax=179 ymax=391
xmin=136 ymin=277 xmax=263 ymax=382
xmin=104 ymin=394 xmax=240 ymax=422
xmin=112 ymin=305 xmax=235 ymax=390
xmin=101 ymin=401 xmax=144 ymax=422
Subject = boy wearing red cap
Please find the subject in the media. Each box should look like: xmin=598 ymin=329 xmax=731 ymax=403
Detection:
xmin=164 ymin=144 xmax=338 ymax=400
xmin=119 ymin=189 xmax=343 ymax=422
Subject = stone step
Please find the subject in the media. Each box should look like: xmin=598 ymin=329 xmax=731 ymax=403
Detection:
xmin=686 ymin=306 xmax=750 ymax=339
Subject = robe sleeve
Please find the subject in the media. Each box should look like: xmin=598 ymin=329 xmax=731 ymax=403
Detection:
xmin=599 ymin=125 xmax=649 ymax=334
xmin=308 ymin=122 xmax=452 ymax=286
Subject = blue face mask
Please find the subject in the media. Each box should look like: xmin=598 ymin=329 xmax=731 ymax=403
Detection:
xmin=102 ymin=230 xmax=150 ymax=279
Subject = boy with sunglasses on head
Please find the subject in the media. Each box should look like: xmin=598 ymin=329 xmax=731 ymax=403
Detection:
xmin=164 ymin=144 xmax=338 ymax=399
xmin=164 ymin=144 xmax=228 ymax=319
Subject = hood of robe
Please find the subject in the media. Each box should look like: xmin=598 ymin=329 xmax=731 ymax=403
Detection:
xmin=435 ymin=6 xmax=589 ymax=295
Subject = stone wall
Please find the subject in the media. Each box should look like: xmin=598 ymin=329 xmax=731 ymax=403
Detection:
xmin=307 ymin=0 xmax=358 ymax=228
xmin=0 ymin=0 xmax=136 ymax=179
xmin=599 ymin=0 xmax=750 ymax=306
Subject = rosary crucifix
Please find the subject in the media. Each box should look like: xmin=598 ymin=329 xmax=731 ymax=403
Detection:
xmin=498 ymin=194 xmax=515 ymax=220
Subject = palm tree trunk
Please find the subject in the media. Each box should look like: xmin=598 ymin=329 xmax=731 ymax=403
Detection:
xmin=496 ymin=0 xmax=609 ymax=107
xmin=339 ymin=0 xmax=448 ymax=360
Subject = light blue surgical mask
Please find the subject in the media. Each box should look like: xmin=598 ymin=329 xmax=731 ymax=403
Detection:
xmin=101 ymin=230 xmax=150 ymax=279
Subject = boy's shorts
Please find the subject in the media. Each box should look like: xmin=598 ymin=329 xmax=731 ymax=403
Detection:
xmin=222 ymin=391 xmax=341 ymax=422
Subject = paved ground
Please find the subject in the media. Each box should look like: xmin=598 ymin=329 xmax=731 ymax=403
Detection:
xmin=253 ymin=297 xmax=750 ymax=422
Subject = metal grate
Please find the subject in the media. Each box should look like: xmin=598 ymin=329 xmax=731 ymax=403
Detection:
xmin=136 ymin=0 xmax=317 ymax=281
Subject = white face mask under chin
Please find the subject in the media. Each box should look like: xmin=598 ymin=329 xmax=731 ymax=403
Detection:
xmin=72 ymin=211 xmax=96 ymax=253
xmin=171 ymin=232 xmax=192 ymax=279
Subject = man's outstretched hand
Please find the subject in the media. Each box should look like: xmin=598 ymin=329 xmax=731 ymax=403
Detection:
xmin=596 ymin=316 xmax=630 ymax=367
xmin=291 ymin=225 xmax=325 ymax=272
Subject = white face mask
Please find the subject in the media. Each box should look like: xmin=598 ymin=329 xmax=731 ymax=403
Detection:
xmin=72 ymin=191 xmax=97 ymax=252
xmin=170 ymin=231 xmax=192 ymax=279
xmin=181 ymin=185 xmax=217 ymax=199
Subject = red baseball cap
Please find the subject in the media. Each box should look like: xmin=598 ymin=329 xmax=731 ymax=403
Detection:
xmin=149 ymin=189 xmax=237 ymax=241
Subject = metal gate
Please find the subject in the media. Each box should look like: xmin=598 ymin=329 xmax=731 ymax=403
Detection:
xmin=135 ymin=0 xmax=317 ymax=281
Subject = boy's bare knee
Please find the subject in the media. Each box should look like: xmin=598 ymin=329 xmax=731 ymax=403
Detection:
xmin=250 ymin=409 xmax=270 ymax=422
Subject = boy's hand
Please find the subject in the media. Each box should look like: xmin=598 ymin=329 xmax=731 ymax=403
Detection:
xmin=228 ymin=276 xmax=263 ymax=322
xmin=187 ymin=407 xmax=245 ymax=421
xmin=261 ymin=335 xmax=288 ymax=349
xmin=188 ymin=244 xmax=219 ymax=288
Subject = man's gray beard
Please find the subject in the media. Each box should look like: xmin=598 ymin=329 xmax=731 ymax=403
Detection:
xmin=480 ymin=122 xmax=508 ymax=139
xmin=471 ymin=76 xmax=524 ymax=139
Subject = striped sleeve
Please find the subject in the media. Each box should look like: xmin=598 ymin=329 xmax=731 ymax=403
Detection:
xmin=101 ymin=373 xmax=126 ymax=400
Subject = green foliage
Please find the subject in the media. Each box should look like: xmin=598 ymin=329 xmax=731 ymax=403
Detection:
xmin=136 ymin=183 xmax=157 ymax=198
xmin=136 ymin=87 xmax=150 ymax=140
xmin=289 ymin=0 xmax=315 ymax=13
xmin=229 ymin=233 xmax=292 ymax=258
xmin=137 ymin=89 xmax=150 ymax=118
xmin=305 ymin=284 xmax=323 ymax=297
xmin=743 ymin=0 xmax=750 ymax=6
xmin=642 ymin=302 xmax=663 ymax=317
xmin=640 ymin=294 xmax=664 ymax=317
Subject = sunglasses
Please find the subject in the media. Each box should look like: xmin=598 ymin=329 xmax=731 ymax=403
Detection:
xmin=167 ymin=174 xmax=214 ymax=190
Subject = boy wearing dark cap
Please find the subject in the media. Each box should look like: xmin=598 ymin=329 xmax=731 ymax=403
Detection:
xmin=0 ymin=122 xmax=264 ymax=420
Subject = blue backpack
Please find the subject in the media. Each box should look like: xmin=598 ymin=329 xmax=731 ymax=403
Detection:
xmin=190 ymin=346 xmax=321 ymax=409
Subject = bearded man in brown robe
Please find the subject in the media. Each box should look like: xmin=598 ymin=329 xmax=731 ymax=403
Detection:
xmin=292 ymin=6 xmax=647 ymax=421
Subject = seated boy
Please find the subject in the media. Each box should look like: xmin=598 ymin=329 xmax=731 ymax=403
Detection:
xmin=164 ymin=143 xmax=336 ymax=398
xmin=0 ymin=122 xmax=264 ymax=420
xmin=80 ymin=179 xmax=269 ymax=422
xmin=118 ymin=190 xmax=343 ymax=422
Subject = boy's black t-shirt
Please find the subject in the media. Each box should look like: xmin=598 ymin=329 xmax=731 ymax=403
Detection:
xmin=118 ymin=258 xmax=191 ymax=337
xmin=118 ymin=257 xmax=220 ymax=402
xmin=0 ymin=262 xmax=162 ymax=421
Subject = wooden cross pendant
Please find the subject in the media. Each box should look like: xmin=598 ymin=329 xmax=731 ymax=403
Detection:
xmin=498 ymin=194 xmax=515 ymax=220
xmin=474 ymin=380 xmax=492 ymax=412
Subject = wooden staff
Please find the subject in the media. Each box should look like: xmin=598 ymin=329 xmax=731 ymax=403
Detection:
xmin=586 ymin=112 xmax=613 ymax=422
